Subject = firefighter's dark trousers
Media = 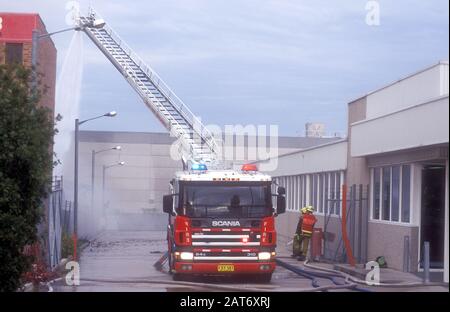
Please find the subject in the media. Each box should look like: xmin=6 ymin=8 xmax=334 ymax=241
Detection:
xmin=293 ymin=234 xmax=301 ymax=256
xmin=293 ymin=232 xmax=312 ymax=257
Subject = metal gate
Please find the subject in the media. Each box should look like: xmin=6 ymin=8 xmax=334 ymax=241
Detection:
xmin=48 ymin=176 xmax=63 ymax=268
xmin=322 ymin=184 xmax=369 ymax=264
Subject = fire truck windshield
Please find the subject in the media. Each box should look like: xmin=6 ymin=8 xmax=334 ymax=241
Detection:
xmin=179 ymin=182 xmax=272 ymax=218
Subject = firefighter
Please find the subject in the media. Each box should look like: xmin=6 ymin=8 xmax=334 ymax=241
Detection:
xmin=292 ymin=209 xmax=304 ymax=258
xmin=229 ymin=195 xmax=241 ymax=217
xmin=296 ymin=206 xmax=317 ymax=261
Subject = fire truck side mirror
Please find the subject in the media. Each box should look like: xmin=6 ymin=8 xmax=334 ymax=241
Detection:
xmin=163 ymin=195 xmax=174 ymax=214
xmin=276 ymin=195 xmax=286 ymax=215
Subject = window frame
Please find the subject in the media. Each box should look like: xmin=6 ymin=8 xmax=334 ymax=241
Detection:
xmin=370 ymin=164 xmax=412 ymax=224
xmin=5 ymin=42 xmax=23 ymax=65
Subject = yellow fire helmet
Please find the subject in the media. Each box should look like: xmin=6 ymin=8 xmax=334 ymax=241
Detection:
xmin=301 ymin=207 xmax=308 ymax=214
xmin=307 ymin=206 xmax=314 ymax=213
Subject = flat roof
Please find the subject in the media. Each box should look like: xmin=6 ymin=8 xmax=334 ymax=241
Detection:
xmin=79 ymin=130 xmax=341 ymax=148
xmin=0 ymin=12 xmax=55 ymax=48
xmin=252 ymin=138 xmax=348 ymax=164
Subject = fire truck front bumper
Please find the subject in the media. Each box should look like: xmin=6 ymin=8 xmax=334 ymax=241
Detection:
xmin=174 ymin=261 xmax=276 ymax=274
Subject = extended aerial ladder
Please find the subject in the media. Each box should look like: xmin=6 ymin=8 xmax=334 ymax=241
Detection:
xmin=77 ymin=10 xmax=221 ymax=167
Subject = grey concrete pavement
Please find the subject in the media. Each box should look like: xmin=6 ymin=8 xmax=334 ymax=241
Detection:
xmin=52 ymin=229 xmax=447 ymax=292
xmin=53 ymin=230 xmax=448 ymax=292
xmin=53 ymin=230 xmax=171 ymax=291
xmin=52 ymin=230 xmax=321 ymax=292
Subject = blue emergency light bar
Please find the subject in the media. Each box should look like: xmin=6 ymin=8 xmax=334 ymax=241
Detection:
xmin=191 ymin=163 xmax=207 ymax=171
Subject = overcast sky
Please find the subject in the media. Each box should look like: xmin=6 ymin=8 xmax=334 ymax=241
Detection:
xmin=1 ymin=0 xmax=448 ymax=136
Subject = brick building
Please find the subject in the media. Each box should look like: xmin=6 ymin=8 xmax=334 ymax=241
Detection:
xmin=0 ymin=12 xmax=57 ymax=114
xmin=0 ymin=12 xmax=58 ymax=267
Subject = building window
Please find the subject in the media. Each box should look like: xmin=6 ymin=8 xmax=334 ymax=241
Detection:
xmin=382 ymin=167 xmax=391 ymax=221
xmin=391 ymin=165 xmax=400 ymax=222
xmin=294 ymin=176 xmax=298 ymax=211
xmin=312 ymin=174 xmax=318 ymax=210
xmin=5 ymin=43 xmax=23 ymax=64
xmin=371 ymin=164 xmax=411 ymax=223
xmin=318 ymin=173 xmax=324 ymax=213
xmin=335 ymin=172 xmax=341 ymax=215
xmin=275 ymin=171 xmax=344 ymax=215
xmin=401 ymin=165 xmax=411 ymax=222
xmin=286 ymin=177 xmax=291 ymax=211
xmin=324 ymin=173 xmax=329 ymax=214
xmin=315 ymin=171 xmax=343 ymax=216
xmin=289 ymin=177 xmax=297 ymax=211
xmin=329 ymin=172 xmax=336 ymax=214
xmin=296 ymin=176 xmax=300 ymax=211
xmin=373 ymin=168 xmax=381 ymax=219
xmin=297 ymin=176 xmax=303 ymax=209
xmin=302 ymin=175 xmax=306 ymax=207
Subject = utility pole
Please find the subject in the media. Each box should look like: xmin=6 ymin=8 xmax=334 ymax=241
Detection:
xmin=102 ymin=164 xmax=106 ymax=218
xmin=31 ymin=29 xmax=39 ymax=92
xmin=73 ymin=118 xmax=79 ymax=259
xmin=90 ymin=150 xmax=96 ymax=235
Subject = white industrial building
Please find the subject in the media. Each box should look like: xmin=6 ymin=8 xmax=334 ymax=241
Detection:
xmin=257 ymin=61 xmax=449 ymax=282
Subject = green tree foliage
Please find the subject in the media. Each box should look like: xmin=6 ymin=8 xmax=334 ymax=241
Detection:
xmin=0 ymin=65 xmax=55 ymax=291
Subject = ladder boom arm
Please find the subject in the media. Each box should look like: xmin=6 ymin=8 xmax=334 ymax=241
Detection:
xmin=79 ymin=10 xmax=221 ymax=164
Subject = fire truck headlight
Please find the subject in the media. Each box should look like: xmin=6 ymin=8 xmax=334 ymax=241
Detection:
xmin=258 ymin=252 xmax=271 ymax=260
xmin=180 ymin=252 xmax=194 ymax=260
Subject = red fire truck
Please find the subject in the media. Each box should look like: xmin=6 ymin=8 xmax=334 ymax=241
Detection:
xmin=163 ymin=163 xmax=286 ymax=282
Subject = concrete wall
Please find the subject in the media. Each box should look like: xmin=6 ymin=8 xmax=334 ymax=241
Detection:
xmin=365 ymin=61 xmax=448 ymax=119
xmin=351 ymin=95 xmax=449 ymax=157
xmin=367 ymin=145 xmax=449 ymax=169
xmin=367 ymin=222 xmax=419 ymax=272
xmin=346 ymin=97 xmax=370 ymax=186
xmin=259 ymin=140 xmax=347 ymax=176
xmin=78 ymin=141 xmax=182 ymax=215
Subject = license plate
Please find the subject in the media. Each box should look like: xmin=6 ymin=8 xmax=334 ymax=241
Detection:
xmin=217 ymin=264 xmax=234 ymax=272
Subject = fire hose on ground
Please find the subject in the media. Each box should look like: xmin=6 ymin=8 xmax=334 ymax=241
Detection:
xmin=36 ymin=252 xmax=364 ymax=293
xmin=148 ymin=251 xmax=365 ymax=292
xmin=302 ymin=260 xmax=448 ymax=288
xmin=42 ymin=275 xmax=362 ymax=292
xmin=275 ymin=258 xmax=372 ymax=292
xmin=40 ymin=250 xmax=445 ymax=292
